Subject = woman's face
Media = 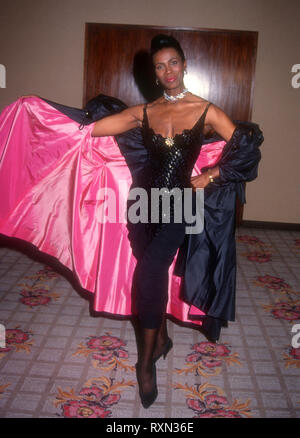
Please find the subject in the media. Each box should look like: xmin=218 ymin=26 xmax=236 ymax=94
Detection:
xmin=153 ymin=47 xmax=186 ymax=91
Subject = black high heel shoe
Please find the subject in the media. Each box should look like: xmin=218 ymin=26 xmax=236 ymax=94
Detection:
xmin=135 ymin=362 xmax=158 ymax=409
xmin=153 ymin=337 xmax=173 ymax=363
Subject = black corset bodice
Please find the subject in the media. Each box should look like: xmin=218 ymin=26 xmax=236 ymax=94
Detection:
xmin=142 ymin=102 xmax=211 ymax=192
xmin=139 ymin=102 xmax=211 ymax=235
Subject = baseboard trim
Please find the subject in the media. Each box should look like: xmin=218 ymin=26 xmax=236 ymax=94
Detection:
xmin=240 ymin=220 xmax=300 ymax=231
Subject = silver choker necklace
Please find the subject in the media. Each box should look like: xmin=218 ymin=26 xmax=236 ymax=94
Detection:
xmin=163 ymin=88 xmax=188 ymax=103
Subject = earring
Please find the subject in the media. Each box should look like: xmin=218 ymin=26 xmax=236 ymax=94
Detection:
xmin=156 ymin=78 xmax=159 ymax=86
xmin=184 ymin=70 xmax=187 ymax=75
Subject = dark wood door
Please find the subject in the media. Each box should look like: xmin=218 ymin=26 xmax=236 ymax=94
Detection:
xmin=83 ymin=24 xmax=258 ymax=224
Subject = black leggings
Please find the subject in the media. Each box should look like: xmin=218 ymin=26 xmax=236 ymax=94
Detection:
xmin=134 ymin=222 xmax=186 ymax=329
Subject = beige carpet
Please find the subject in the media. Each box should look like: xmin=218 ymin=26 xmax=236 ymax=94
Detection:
xmin=0 ymin=226 xmax=300 ymax=418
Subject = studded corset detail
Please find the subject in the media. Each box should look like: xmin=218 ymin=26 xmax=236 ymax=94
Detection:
xmin=141 ymin=102 xmax=211 ymax=233
xmin=142 ymin=102 xmax=211 ymax=191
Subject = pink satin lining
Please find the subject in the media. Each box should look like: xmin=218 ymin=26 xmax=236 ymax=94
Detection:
xmin=0 ymin=97 xmax=226 ymax=326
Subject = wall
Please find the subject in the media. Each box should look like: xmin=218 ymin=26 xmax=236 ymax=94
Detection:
xmin=0 ymin=0 xmax=299 ymax=223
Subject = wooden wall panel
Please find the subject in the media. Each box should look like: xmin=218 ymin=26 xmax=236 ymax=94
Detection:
xmin=83 ymin=24 xmax=258 ymax=224
xmin=84 ymin=24 xmax=257 ymax=118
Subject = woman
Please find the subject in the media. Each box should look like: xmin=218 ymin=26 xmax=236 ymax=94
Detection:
xmin=91 ymin=34 xmax=237 ymax=408
xmin=1 ymin=34 xmax=262 ymax=410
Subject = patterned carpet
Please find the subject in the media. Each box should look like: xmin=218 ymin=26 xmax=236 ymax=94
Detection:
xmin=0 ymin=226 xmax=299 ymax=418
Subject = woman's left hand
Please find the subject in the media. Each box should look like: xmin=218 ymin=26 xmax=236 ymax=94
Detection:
xmin=190 ymin=166 xmax=220 ymax=190
xmin=190 ymin=173 xmax=210 ymax=190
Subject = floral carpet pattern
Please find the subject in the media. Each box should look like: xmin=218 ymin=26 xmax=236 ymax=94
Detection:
xmin=174 ymin=341 xmax=242 ymax=377
xmin=173 ymin=382 xmax=252 ymax=418
xmin=0 ymin=226 xmax=299 ymax=418
xmin=73 ymin=333 xmax=135 ymax=373
xmin=0 ymin=327 xmax=34 ymax=358
xmin=17 ymin=266 xmax=61 ymax=309
xmin=54 ymin=376 xmax=136 ymax=418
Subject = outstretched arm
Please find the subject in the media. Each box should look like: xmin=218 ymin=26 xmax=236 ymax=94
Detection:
xmin=191 ymin=104 xmax=236 ymax=190
xmin=91 ymin=105 xmax=143 ymax=137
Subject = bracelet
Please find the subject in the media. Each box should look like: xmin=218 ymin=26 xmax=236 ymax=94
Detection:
xmin=208 ymin=169 xmax=214 ymax=183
